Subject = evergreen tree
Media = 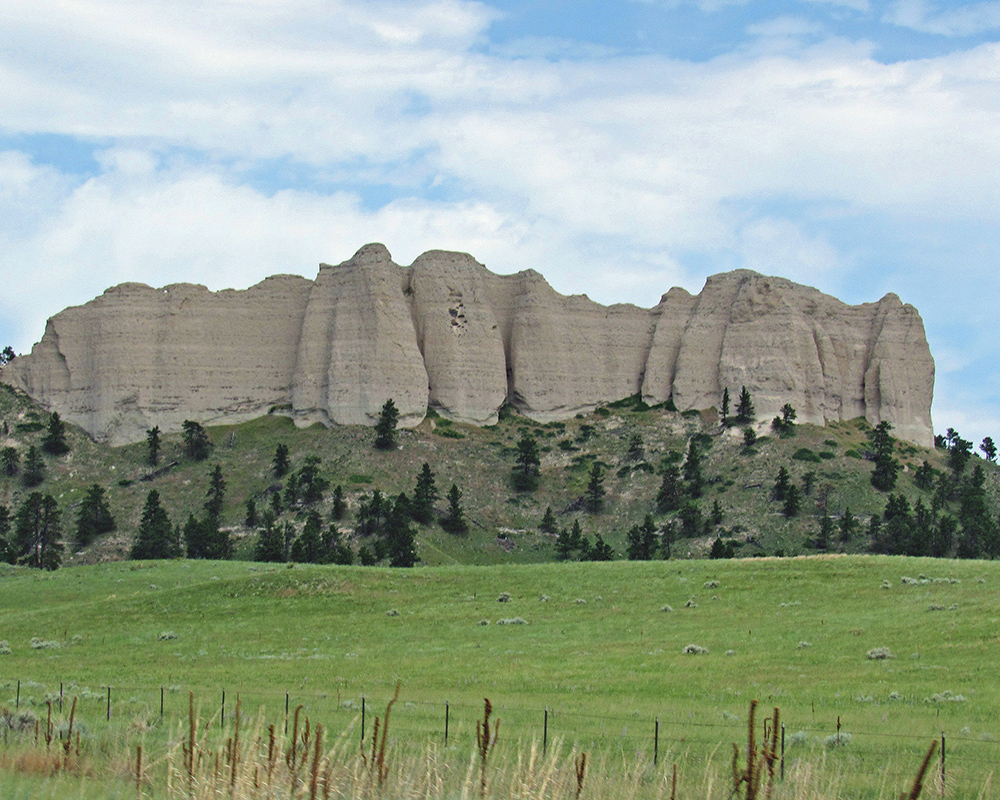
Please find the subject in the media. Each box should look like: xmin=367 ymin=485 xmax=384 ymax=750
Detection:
xmin=205 ymin=465 xmax=226 ymax=521
xmin=331 ymin=485 xmax=347 ymax=520
xmin=868 ymin=421 xmax=899 ymax=492
xmin=678 ymin=500 xmax=702 ymax=538
xmin=42 ymin=412 xmax=70 ymax=455
xmin=146 ymin=426 xmax=161 ymax=467
xmin=584 ymin=462 xmax=605 ymax=512
xmin=412 ymin=463 xmax=438 ymax=524
xmin=284 ymin=472 xmax=300 ymax=509
xmin=131 ymin=490 xmax=178 ymax=560
xmin=539 ymin=506 xmax=558 ymax=534
xmin=442 ymin=483 xmax=468 ymax=534
xmin=656 ymin=464 xmax=682 ymax=512
xmin=385 ymin=493 xmax=417 ymax=567
xmin=782 ymin=484 xmax=801 ymax=518
xmin=838 ymin=508 xmax=857 ymax=543
xmin=253 ymin=509 xmax=284 ymax=562
xmin=683 ymin=438 xmax=703 ymax=498
xmin=14 ymin=492 xmax=62 ymax=570
xmin=182 ymin=420 xmax=211 ymax=460
xmin=914 ymin=460 xmax=936 ymax=490
xmin=772 ymin=467 xmax=791 ymax=502
xmin=626 ymin=515 xmax=657 ymax=560
xmin=1 ymin=446 xmax=18 ymax=477
xmin=930 ymin=515 xmax=957 ymax=558
xmin=947 ymin=434 xmax=973 ymax=477
xmin=735 ymin=386 xmax=754 ymax=423
xmin=272 ymin=443 xmax=290 ymax=477
xmin=296 ymin=455 xmax=328 ymax=504
xmin=270 ymin=490 xmax=284 ymax=516
xmin=742 ymin=427 xmax=757 ymax=449
xmin=356 ymin=489 xmax=386 ymax=536
xmin=244 ymin=497 xmax=259 ymax=529
xmin=981 ymin=437 xmax=997 ymax=463
xmin=512 ymin=434 xmax=541 ymax=491
xmin=555 ymin=526 xmax=574 ymax=560
xmin=374 ymin=399 xmax=399 ymax=450
xmin=815 ymin=512 xmax=834 ymax=550
xmin=720 ymin=387 xmax=730 ymax=424
xmin=626 ymin=434 xmax=644 ymax=461
xmin=75 ymin=484 xmax=115 ymax=546
xmin=22 ymin=445 xmax=44 ymax=487
xmin=588 ymin=534 xmax=614 ymax=561
xmin=0 ymin=346 xmax=14 ymax=365
xmin=660 ymin=520 xmax=676 ymax=560
xmin=185 ymin=513 xmax=232 ymax=561
xmin=801 ymin=471 xmax=816 ymax=496
xmin=323 ymin=523 xmax=354 ymax=565
xmin=291 ymin=510 xmax=323 ymax=563
xmin=0 ymin=504 xmax=11 ymax=564
xmin=711 ymin=499 xmax=724 ymax=527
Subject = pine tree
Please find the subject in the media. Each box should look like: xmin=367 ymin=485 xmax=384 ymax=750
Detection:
xmin=782 ymin=484 xmax=801 ymax=518
xmin=512 ymin=434 xmax=541 ymax=491
xmin=555 ymin=527 xmax=574 ymax=559
xmin=442 ymin=483 xmax=468 ymax=534
xmin=291 ymin=510 xmax=323 ymax=563
xmin=742 ymin=427 xmax=757 ymax=449
xmin=22 ymin=445 xmax=44 ymax=487
xmin=981 ymin=437 xmax=997 ymax=463
xmin=720 ymin=387 xmax=730 ymax=424
xmin=374 ymin=399 xmax=399 ymax=450
xmin=412 ymin=463 xmax=438 ymax=524
xmin=584 ymin=462 xmax=605 ymax=512
xmin=735 ymin=386 xmax=754 ymax=423
xmin=146 ymin=427 xmax=161 ymax=467
xmin=132 ymin=490 xmax=178 ymax=560
xmin=0 ymin=504 xmax=11 ymax=564
xmin=683 ymin=438 xmax=703 ymax=498
xmin=839 ymin=508 xmax=857 ymax=543
xmin=539 ymin=506 xmax=558 ymax=534
xmin=656 ymin=464 xmax=682 ymax=512
xmin=244 ymin=497 xmax=259 ymax=528
xmin=14 ymin=492 xmax=62 ymax=569
xmin=205 ymin=465 xmax=226 ymax=521
xmin=182 ymin=420 xmax=211 ymax=460
xmin=1 ymin=446 xmax=18 ymax=477
xmin=626 ymin=434 xmax=644 ymax=461
xmin=626 ymin=515 xmax=657 ymax=560
xmin=772 ymin=467 xmax=790 ymax=501
xmin=75 ymin=484 xmax=115 ymax=546
xmin=331 ymin=484 xmax=347 ymax=520
xmin=42 ymin=412 xmax=69 ymax=455
xmin=253 ymin=509 xmax=285 ymax=562
xmin=385 ymin=493 xmax=417 ymax=567
xmin=272 ymin=443 xmax=290 ymax=477
xmin=589 ymin=534 xmax=614 ymax=561
xmin=296 ymin=456 xmax=328 ymax=504
xmin=660 ymin=520 xmax=676 ymax=560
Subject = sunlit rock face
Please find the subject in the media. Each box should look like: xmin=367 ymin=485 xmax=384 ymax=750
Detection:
xmin=2 ymin=245 xmax=934 ymax=446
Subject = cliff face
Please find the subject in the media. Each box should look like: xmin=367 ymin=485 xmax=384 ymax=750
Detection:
xmin=1 ymin=245 xmax=935 ymax=446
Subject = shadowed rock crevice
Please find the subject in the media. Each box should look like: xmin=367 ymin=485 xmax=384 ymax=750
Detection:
xmin=1 ymin=245 xmax=934 ymax=446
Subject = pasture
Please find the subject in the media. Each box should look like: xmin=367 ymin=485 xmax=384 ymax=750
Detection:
xmin=1 ymin=555 xmax=998 ymax=797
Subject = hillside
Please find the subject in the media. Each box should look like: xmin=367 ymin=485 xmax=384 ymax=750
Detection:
xmin=0 ymin=381 xmax=995 ymax=567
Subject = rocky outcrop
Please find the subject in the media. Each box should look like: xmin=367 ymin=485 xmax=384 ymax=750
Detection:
xmin=1 ymin=245 xmax=935 ymax=446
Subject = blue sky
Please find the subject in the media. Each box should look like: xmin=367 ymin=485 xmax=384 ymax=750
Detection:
xmin=1 ymin=0 xmax=998 ymax=447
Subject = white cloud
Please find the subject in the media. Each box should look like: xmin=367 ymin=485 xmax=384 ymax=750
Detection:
xmin=799 ymin=0 xmax=870 ymax=12
xmin=884 ymin=0 xmax=1000 ymax=36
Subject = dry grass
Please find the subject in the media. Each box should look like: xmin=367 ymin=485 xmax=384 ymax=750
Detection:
xmin=0 ymin=700 xmax=956 ymax=800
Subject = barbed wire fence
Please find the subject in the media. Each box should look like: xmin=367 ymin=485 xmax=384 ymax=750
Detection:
xmin=4 ymin=677 xmax=998 ymax=796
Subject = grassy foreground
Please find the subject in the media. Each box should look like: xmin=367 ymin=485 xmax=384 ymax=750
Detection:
xmin=1 ymin=555 xmax=1000 ymax=797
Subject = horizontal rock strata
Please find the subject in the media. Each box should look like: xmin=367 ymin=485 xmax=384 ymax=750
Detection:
xmin=1 ymin=244 xmax=935 ymax=446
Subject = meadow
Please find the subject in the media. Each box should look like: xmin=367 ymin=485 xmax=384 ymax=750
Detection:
xmin=1 ymin=555 xmax=999 ymax=798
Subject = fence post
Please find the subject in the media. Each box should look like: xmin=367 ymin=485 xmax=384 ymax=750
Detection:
xmin=160 ymin=686 xmax=164 ymax=719
xmin=285 ymin=692 xmax=290 ymax=736
xmin=941 ymin=732 xmax=946 ymax=796
xmin=15 ymin=679 xmax=19 ymax=710
xmin=361 ymin=695 xmax=366 ymax=743
xmin=543 ymin=707 xmax=548 ymax=755
xmin=107 ymin=686 xmax=111 ymax=721
xmin=445 ymin=701 xmax=450 ymax=746
xmin=59 ymin=682 xmax=63 ymax=712
xmin=221 ymin=690 xmax=225 ymax=724
xmin=654 ymin=717 xmax=659 ymax=766
xmin=780 ymin=723 xmax=785 ymax=781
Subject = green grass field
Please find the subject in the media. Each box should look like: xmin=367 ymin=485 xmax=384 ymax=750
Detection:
xmin=2 ymin=555 xmax=999 ymax=797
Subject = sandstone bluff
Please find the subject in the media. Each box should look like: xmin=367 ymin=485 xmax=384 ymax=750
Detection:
xmin=1 ymin=244 xmax=934 ymax=446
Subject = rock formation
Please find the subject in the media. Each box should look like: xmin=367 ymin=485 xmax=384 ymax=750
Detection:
xmin=1 ymin=244 xmax=935 ymax=446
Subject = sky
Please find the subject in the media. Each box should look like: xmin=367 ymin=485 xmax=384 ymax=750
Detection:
xmin=1 ymin=0 xmax=998 ymax=448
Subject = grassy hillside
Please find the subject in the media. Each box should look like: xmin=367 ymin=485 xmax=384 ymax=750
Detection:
xmin=1 ymin=556 xmax=999 ymax=797
xmin=1 ymin=383 xmax=997 ymax=567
